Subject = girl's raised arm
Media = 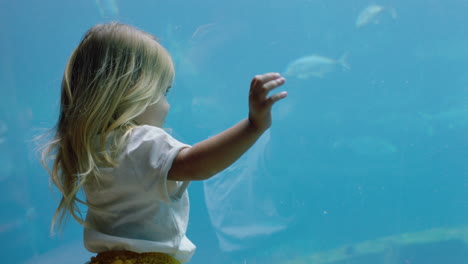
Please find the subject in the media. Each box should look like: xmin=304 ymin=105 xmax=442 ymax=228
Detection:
xmin=168 ymin=73 xmax=287 ymax=181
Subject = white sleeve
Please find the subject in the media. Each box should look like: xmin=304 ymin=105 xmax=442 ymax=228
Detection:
xmin=127 ymin=125 xmax=191 ymax=202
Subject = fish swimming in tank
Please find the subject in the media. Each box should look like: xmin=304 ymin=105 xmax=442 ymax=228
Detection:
xmin=284 ymin=53 xmax=350 ymax=79
xmin=356 ymin=4 xmax=397 ymax=28
xmin=95 ymin=0 xmax=119 ymax=18
xmin=332 ymin=136 xmax=398 ymax=158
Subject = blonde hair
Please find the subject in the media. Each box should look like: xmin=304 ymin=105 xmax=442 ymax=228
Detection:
xmin=40 ymin=22 xmax=175 ymax=234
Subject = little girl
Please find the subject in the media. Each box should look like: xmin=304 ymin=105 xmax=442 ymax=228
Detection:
xmin=41 ymin=22 xmax=287 ymax=264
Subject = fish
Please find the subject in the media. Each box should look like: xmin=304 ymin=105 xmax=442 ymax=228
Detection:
xmin=191 ymin=23 xmax=217 ymax=41
xmin=332 ymin=136 xmax=398 ymax=157
xmin=356 ymin=4 xmax=397 ymax=28
xmin=419 ymin=106 xmax=468 ymax=135
xmin=96 ymin=0 xmax=119 ymax=18
xmin=284 ymin=53 xmax=350 ymax=79
xmin=0 ymin=120 xmax=6 ymax=144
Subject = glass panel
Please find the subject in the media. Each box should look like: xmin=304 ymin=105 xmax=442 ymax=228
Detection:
xmin=1 ymin=0 xmax=466 ymax=263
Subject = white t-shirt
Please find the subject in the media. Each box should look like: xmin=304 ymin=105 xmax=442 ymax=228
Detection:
xmin=83 ymin=125 xmax=195 ymax=263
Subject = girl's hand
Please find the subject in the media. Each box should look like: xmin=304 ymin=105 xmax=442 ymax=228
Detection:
xmin=248 ymin=72 xmax=287 ymax=131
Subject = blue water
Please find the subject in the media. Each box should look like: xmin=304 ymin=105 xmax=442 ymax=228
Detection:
xmin=1 ymin=0 xmax=467 ymax=263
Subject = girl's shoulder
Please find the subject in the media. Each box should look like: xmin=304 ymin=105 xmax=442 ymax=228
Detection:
xmin=129 ymin=125 xmax=170 ymax=142
xmin=126 ymin=125 xmax=187 ymax=152
xmin=131 ymin=124 xmax=164 ymax=135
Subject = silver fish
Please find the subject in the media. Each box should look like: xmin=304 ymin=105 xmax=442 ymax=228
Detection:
xmin=332 ymin=136 xmax=398 ymax=157
xmin=0 ymin=120 xmax=6 ymax=144
xmin=284 ymin=53 xmax=350 ymax=79
xmin=356 ymin=4 xmax=397 ymax=28
xmin=96 ymin=0 xmax=119 ymax=18
xmin=419 ymin=106 xmax=468 ymax=135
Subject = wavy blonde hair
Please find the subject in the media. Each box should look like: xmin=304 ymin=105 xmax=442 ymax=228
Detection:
xmin=40 ymin=22 xmax=175 ymax=234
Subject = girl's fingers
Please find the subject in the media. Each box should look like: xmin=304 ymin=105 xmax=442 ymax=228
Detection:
xmin=267 ymin=91 xmax=288 ymax=106
xmin=254 ymin=77 xmax=285 ymax=101
xmin=263 ymin=77 xmax=286 ymax=92
xmin=251 ymin=73 xmax=281 ymax=91
xmin=254 ymin=72 xmax=281 ymax=84
xmin=250 ymin=73 xmax=287 ymax=108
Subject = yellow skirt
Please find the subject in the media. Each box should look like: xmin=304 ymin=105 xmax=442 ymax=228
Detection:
xmin=87 ymin=250 xmax=181 ymax=264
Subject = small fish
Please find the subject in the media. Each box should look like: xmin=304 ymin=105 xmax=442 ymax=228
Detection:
xmin=356 ymin=4 xmax=397 ymax=28
xmin=419 ymin=106 xmax=468 ymax=134
xmin=191 ymin=23 xmax=217 ymax=41
xmin=0 ymin=120 xmax=6 ymax=144
xmin=96 ymin=0 xmax=119 ymax=18
xmin=284 ymin=53 xmax=350 ymax=79
xmin=332 ymin=136 xmax=398 ymax=157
